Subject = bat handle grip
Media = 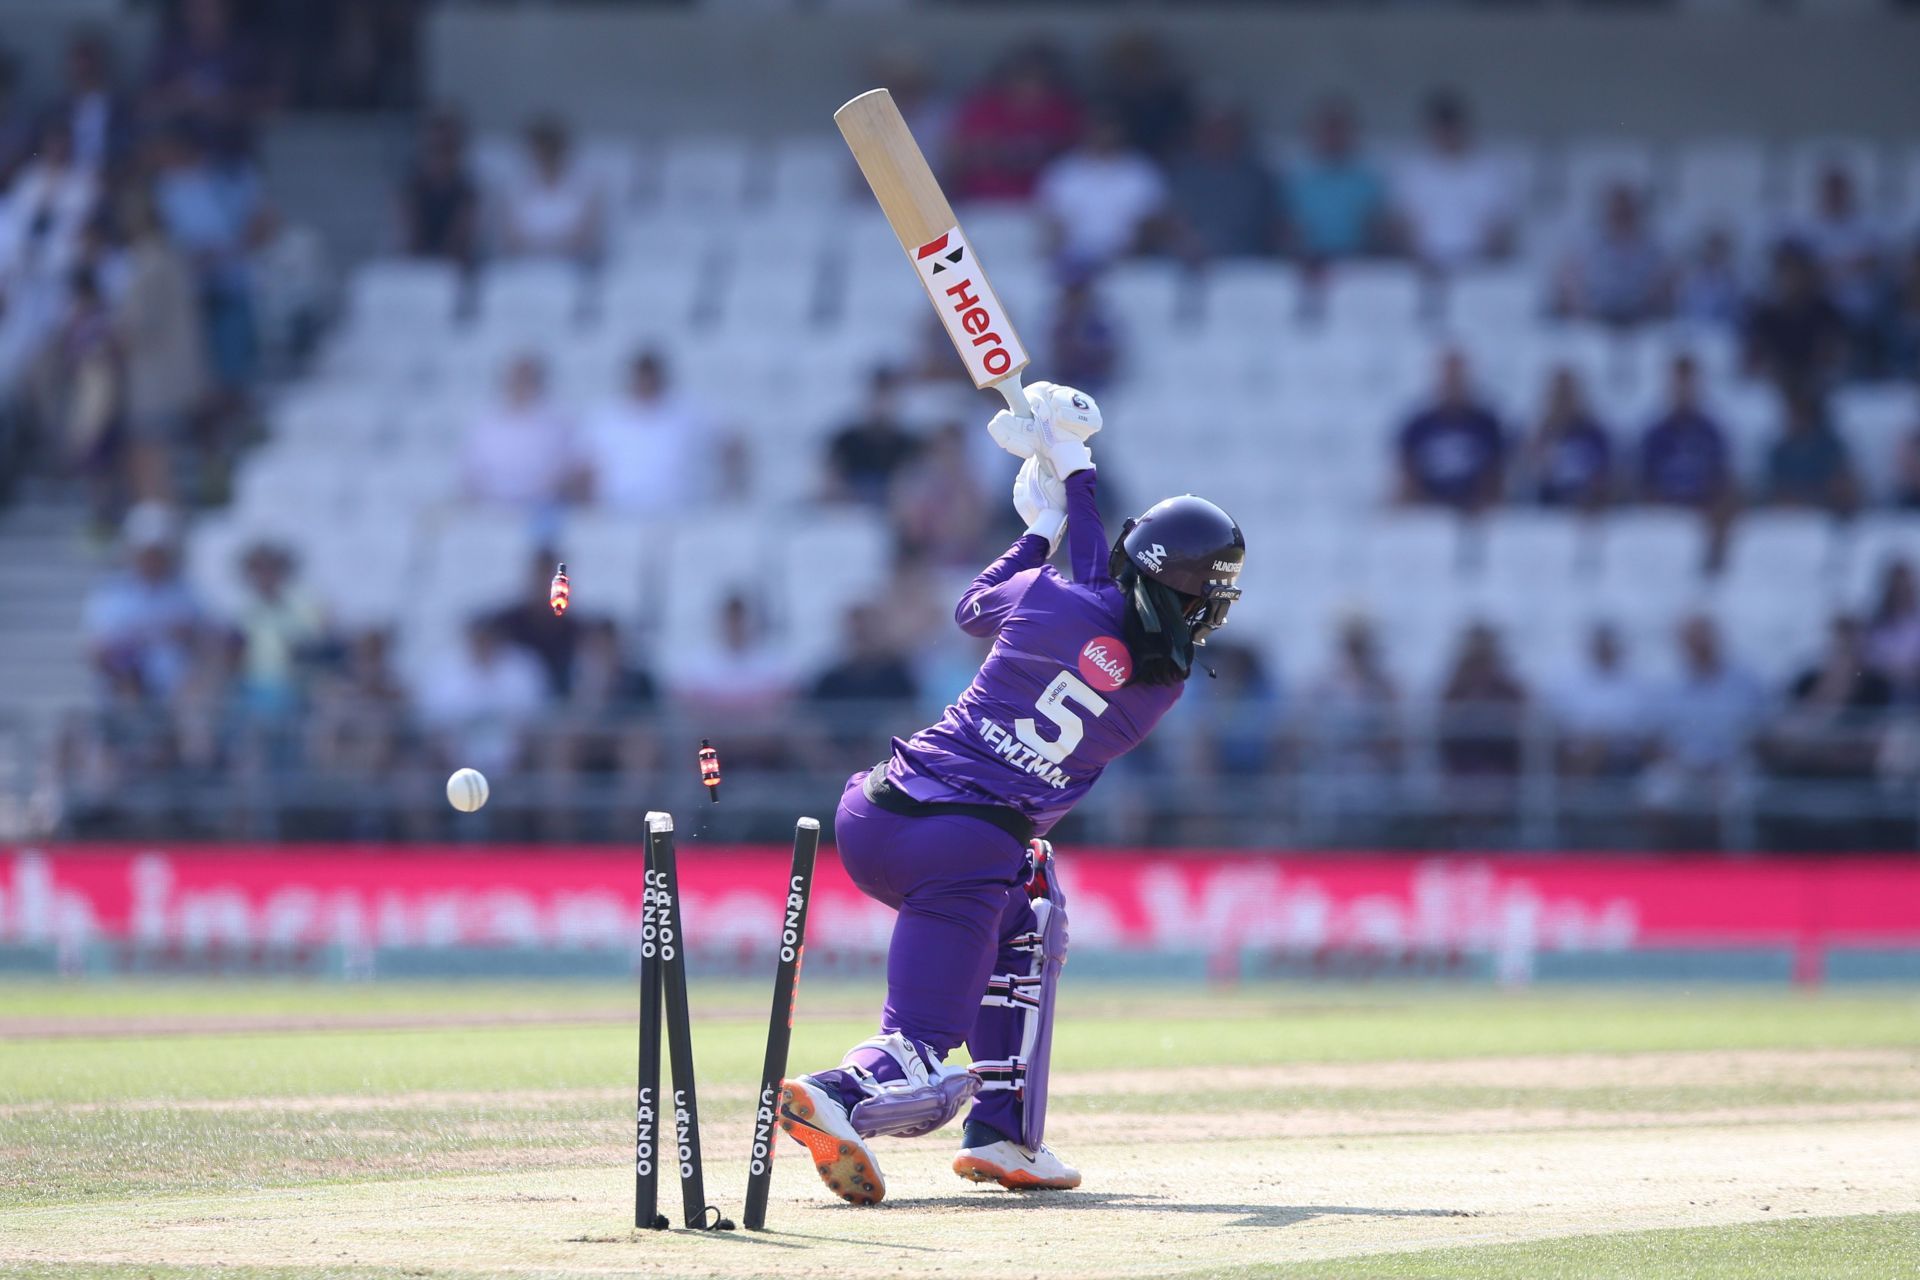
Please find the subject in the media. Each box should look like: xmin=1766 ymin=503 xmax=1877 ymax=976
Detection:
xmin=993 ymin=371 xmax=1029 ymax=417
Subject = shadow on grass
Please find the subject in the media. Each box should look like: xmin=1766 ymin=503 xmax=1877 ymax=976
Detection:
xmin=888 ymin=1192 xmax=1479 ymax=1230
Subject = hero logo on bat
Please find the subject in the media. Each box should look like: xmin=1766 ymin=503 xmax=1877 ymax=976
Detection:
xmin=1078 ymin=636 xmax=1132 ymax=692
xmin=914 ymin=226 xmax=1026 ymax=386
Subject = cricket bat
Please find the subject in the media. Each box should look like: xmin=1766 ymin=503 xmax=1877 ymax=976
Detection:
xmin=835 ymin=88 xmax=1031 ymax=415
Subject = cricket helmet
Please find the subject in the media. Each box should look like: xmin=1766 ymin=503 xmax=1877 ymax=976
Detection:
xmin=1110 ymin=495 xmax=1245 ymax=642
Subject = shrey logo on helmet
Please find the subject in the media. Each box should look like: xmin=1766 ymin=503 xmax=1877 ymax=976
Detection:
xmin=1077 ymin=636 xmax=1132 ymax=692
xmin=1139 ymin=543 xmax=1167 ymax=572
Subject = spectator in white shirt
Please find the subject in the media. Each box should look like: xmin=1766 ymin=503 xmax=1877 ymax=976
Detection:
xmin=1673 ymin=227 xmax=1745 ymax=327
xmin=52 ymin=34 xmax=134 ymax=175
xmin=1389 ymin=91 xmax=1517 ymax=270
xmin=494 ymin=116 xmax=604 ymax=263
xmin=581 ymin=349 xmax=702 ymax=514
xmin=1035 ymin=112 xmax=1166 ymax=269
xmin=0 ymin=120 xmax=99 ymax=288
xmin=1552 ymin=623 xmax=1648 ymax=777
xmin=460 ymin=352 xmax=583 ymax=507
xmin=1554 ymin=184 xmax=1670 ymax=326
xmin=1641 ymin=614 xmax=1766 ymax=822
xmin=1795 ymin=163 xmax=1886 ymax=351
xmin=84 ymin=504 xmax=202 ymax=700
xmin=420 ymin=616 xmax=549 ymax=776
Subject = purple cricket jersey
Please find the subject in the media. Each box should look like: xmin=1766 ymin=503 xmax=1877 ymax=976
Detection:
xmin=884 ymin=469 xmax=1185 ymax=834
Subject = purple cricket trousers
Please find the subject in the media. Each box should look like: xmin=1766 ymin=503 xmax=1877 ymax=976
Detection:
xmin=834 ymin=770 xmax=1037 ymax=1142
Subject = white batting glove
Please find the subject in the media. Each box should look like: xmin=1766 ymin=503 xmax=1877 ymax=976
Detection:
xmin=1012 ymin=454 xmax=1067 ymax=548
xmin=986 ymin=382 xmax=1103 ymax=461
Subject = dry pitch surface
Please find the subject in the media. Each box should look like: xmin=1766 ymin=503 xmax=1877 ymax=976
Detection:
xmin=2 ymin=981 xmax=1917 ymax=1279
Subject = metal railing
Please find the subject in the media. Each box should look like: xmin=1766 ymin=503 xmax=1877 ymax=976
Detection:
xmin=18 ymin=696 xmax=1920 ymax=852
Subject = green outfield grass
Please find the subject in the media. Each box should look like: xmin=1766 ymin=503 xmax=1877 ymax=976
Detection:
xmin=2 ymin=981 xmax=1917 ymax=1278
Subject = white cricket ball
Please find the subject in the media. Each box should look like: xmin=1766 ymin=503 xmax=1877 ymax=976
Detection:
xmin=447 ymin=768 xmax=490 ymax=813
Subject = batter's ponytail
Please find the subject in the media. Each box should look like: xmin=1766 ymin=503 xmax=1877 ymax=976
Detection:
xmin=1116 ymin=561 xmax=1196 ymax=687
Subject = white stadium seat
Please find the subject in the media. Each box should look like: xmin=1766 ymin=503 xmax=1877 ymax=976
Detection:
xmin=1320 ymin=262 xmax=1427 ymax=331
xmin=768 ymin=136 xmax=854 ymax=210
xmin=1671 ymin=139 xmax=1771 ymax=237
xmin=1202 ymin=261 xmax=1301 ymax=332
xmin=1444 ymin=268 xmax=1541 ymax=335
xmin=655 ymin=136 xmax=754 ymax=211
xmin=1098 ymin=260 xmax=1187 ymax=336
xmin=1834 ymin=384 xmax=1920 ymax=503
xmin=1842 ymin=514 xmax=1920 ymax=606
xmin=349 ymin=259 xmax=461 ymax=334
xmin=475 ymin=260 xmax=589 ymax=335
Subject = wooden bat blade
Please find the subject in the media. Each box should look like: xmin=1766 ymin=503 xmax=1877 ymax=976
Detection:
xmin=833 ymin=88 xmax=956 ymax=251
xmin=835 ymin=87 xmax=1028 ymax=395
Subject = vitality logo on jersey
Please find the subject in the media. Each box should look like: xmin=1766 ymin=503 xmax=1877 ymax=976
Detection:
xmin=1078 ymin=636 xmax=1131 ymax=692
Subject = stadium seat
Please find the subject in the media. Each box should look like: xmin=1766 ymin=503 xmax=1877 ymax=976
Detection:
xmin=1320 ymin=262 xmax=1428 ymax=331
xmin=1671 ymin=139 xmax=1772 ymax=237
xmin=303 ymin=523 xmax=420 ymax=629
xmin=348 ymin=259 xmax=461 ymax=334
xmin=655 ymin=136 xmax=755 ymax=211
xmin=578 ymin=134 xmax=644 ymax=210
xmin=1359 ymin=512 xmax=1465 ymax=596
xmin=770 ymin=510 xmax=893 ymax=671
xmin=1596 ymin=510 xmax=1709 ymax=612
xmin=768 ymin=135 xmax=854 ymax=210
xmin=1201 ymin=261 xmax=1301 ymax=332
xmin=1098 ymin=260 xmax=1187 ymax=336
xmin=414 ymin=511 xmax=540 ymax=624
xmin=1722 ymin=510 xmax=1840 ymax=593
xmin=1444 ymin=268 xmax=1541 ymax=335
xmin=475 ymin=260 xmax=589 ymax=335
xmin=949 ymin=203 xmax=1046 ymax=265
xmin=600 ymin=258 xmax=713 ymax=333
xmin=1833 ymin=384 xmax=1920 ymax=502
xmin=713 ymin=245 xmax=824 ymax=333
xmin=1471 ymin=511 xmax=1596 ymax=588
xmin=1841 ymin=513 xmax=1920 ymax=605
xmin=552 ymin=510 xmax=657 ymax=624
xmin=1892 ymin=145 xmax=1920 ymax=233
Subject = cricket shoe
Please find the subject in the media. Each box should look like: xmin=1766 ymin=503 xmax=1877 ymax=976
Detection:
xmin=952 ymin=1127 xmax=1082 ymax=1190
xmin=778 ymin=1076 xmax=886 ymax=1206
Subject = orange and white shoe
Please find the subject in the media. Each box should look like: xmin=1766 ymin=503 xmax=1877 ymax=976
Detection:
xmin=953 ymin=1136 xmax=1082 ymax=1190
xmin=778 ymin=1076 xmax=886 ymax=1206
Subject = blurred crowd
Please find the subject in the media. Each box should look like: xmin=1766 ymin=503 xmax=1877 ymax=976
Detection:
xmin=31 ymin=25 xmax=1920 ymax=849
xmin=60 ymin=491 xmax=1920 ymax=851
xmin=0 ymin=0 xmax=414 ymax=529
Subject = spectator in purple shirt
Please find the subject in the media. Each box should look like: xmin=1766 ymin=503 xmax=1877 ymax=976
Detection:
xmin=1764 ymin=384 xmax=1858 ymax=515
xmin=1640 ymin=352 xmax=1738 ymax=566
xmin=1744 ymin=239 xmax=1847 ymax=394
xmin=1523 ymin=365 xmax=1613 ymax=510
xmin=1396 ymin=347 xmax=1508 ymax=512
xmin=146 ymin=0 xmax=277 ymax=157
xmin=1639 ymin=354 xmax=1732 ymax=509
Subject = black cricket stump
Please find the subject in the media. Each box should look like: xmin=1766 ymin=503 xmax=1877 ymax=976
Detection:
xmin=742 ymin=817 xmax=822 ymax=1230
xmin=649 ymin=813 xmax=734 ymax=1231
xmin=634 ymin=816 xmax=669 ymax=1230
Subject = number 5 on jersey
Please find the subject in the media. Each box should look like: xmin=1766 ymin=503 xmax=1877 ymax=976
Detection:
xmin=1016 ymin=672 xmax=1110 ymax=764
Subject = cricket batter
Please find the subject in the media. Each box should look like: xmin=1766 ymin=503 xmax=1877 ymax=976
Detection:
xmin=778 ymin=383 xmax=1245 ymax=1203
